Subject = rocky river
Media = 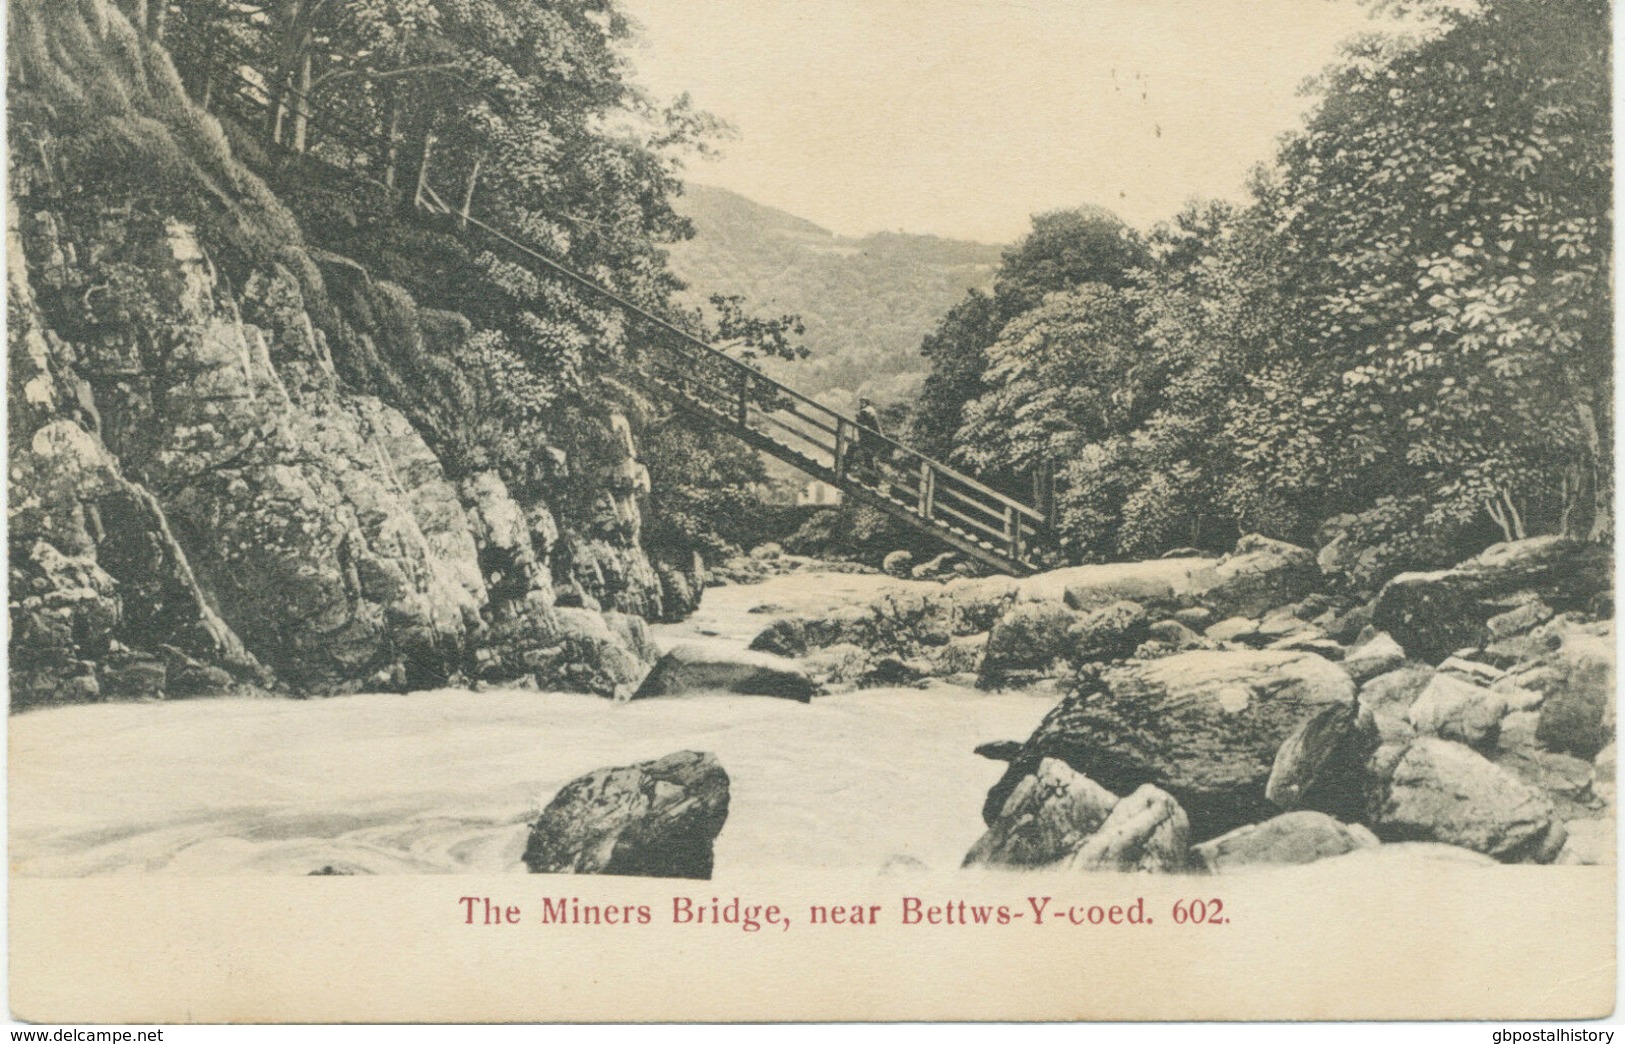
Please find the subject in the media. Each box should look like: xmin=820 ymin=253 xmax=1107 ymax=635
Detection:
xmin=9 ymin=568 xmax=1053 ymax=876
xmin=10 ymin=534 xmax=1617 ymax=878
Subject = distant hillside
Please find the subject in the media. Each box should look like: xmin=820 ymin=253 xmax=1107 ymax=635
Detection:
xmin=665 ymin=184 xmax=1003 ymax=410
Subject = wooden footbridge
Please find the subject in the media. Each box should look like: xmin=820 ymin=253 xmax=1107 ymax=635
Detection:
xmin=172 ymin=31 xmax=1056 ymax=575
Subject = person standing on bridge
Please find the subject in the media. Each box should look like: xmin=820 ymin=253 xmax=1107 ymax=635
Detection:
xmin=853 ymin=396 xmax=887 ymax=485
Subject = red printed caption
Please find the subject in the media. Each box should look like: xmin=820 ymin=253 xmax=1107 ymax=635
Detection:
xmin=458 ymin=894 xmax=1229 ymax=932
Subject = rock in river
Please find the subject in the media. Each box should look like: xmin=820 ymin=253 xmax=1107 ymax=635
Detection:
xmin=1342 ymin=632 xmax=1407 ymax=685
xmin=1406 ymin=674 xmax=1508 ymax=750
xmin=523 ymin=750 xmax=731 ymax=879
xmin=1265 ymin=702 xmax=1380 ymax=820
xmin=965 ymin=758 xmax=1120 ymax=868
xmin=1067 ymin=784 xmax=1192 ymax=873
xmin=1370 ymin=537 xmax=1611 ymax=663
xmin=984 ymin=648 xmax=1357 ymax=840
xmin=1195 ymin=811 xmax=1379 ymax=873
xmin=1533 ymin=628 xmax=1615 ymax=758
xmin=1200 ymin=535 xmax=1322 ymax=620
xmin=979 ymin=598 xmax=1149 ymax=685
xmin=1373 ymin=737 xmax=1561 ymax=862
xmin=967 ymin=760 xmax=1193 ymax=872
xmin=633 ymin=640 xmax=820 ymax=701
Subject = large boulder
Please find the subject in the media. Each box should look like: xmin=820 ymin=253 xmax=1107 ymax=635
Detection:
xmin=980 ymin=599 xmax=1151 ymax=685
xmin=1071 ymin=601 xmax=1153 ymax=663
xmin=1067 ymin=784 xmax=1192 ymax=873
xmin=1372 ymin=737 xmax=1562 ymax=862
xmin=1206 ymin=617 xmax=1261 ymax=644
xmin=1358 ymin=666 xmax=1435 ymax=742
xmin=748 ymin=618 xmax=809 ymax=658
xmin=1146 ymin=619 xmax=1207 ymax=651
xmin=966 ymin=763 xmax=1193 ymax=872
xmin=1485 ymin=595 xmax=1556 ymax=643
xmin=1195 ymin=812 xmax=1379 ymax=873
xmin=1200 ymin=535 xmax=1322 ymax=619
xmin=1370 ymin=537 xmax=1612 ymax=663
xmin=633 ymin=640 xmax=819 ymax=701
xmin=978 ymin=602 xmax=1083 ymax=683
xmin=1489 ymin=748 xmax=1596 ymax=814
xmin=984 ymin=648 xmax=1357 ymax=840
xmin=1406 ymin=674 xmax=1508 ymax=750
xmin=1534 ymin=628 xmax=1615 ymax=758
xmin=1025 ymin=558 xmax=1220 ymax=613
xmin=964 ymin=758 xmax=1119 ymax=868
xmin=1342 ymin=632 xmax=1407 ymax=684
xmin=1266 ymin=702 xmax=1380 ymax=820
xmin=1554 ymin=818 xmax=1614 ymax=867
xmin=522 ymin=751 xmax=730 ymax=878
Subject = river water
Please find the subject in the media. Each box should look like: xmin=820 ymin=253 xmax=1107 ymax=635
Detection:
xmin=9 ymin=569 xmax=1054 ymax=876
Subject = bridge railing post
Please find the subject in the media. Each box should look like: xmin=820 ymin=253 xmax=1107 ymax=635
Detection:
xmin=834 ymin=420 xmax=849 ymax=481
xmin=918 ymin=461 xmax=934 ymax=519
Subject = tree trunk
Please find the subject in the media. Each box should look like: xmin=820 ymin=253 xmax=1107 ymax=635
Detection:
xmin=1574 ymin=402 xmax=1611 ymax=542
xmin=290 ymin=49 xmax=313 ymax=153
xmin=1504 ymin=491 xmax=1527 ymax=541
xmin=269 ymin=87 xmax=287 ymax=147
xmin=411 ymin=131 xmax=437 ymax=213
xmin=265 ymin=0 xmax=314 ymax=149
xmin=383 ymin=93 xmax=401 ymax=188
xmin=152 ymin=1 xmax=167 ymax=41
xmin=1486 ymin=496 xmax=1515 ymax=543
xmin=459 ymin=154 xmax=483 ymax=227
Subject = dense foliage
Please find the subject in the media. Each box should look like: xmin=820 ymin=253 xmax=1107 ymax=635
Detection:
xmin=120 ymin=0 xmax=797 ymax=553
xmin=914 ymin=206 xmax=1146 ymax=464
xmin=917 ymin=0 xmax=1611 ymax=585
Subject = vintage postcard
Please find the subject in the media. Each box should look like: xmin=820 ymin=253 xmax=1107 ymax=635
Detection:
xmin=6 ymin=0 xmax=1616 ymax=1027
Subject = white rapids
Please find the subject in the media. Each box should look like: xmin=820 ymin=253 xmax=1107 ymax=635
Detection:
xmin=9 ymin=568 xmax=1053 ymax=876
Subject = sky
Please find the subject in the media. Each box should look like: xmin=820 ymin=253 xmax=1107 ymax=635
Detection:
xmin=617 ymin=0 xmax=1409 ymax=244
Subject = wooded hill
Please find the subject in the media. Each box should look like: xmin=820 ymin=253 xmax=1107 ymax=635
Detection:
xmin=667 ymin=184 xmax=1002 ymax=410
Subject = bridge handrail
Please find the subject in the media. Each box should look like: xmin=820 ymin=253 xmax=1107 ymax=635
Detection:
xmin=174 ymin=29 xmax=1050 ymax=551
xmin=434 ymin=192 xmax=1048 ymax=527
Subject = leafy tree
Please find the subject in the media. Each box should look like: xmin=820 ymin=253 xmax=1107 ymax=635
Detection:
xmin=913 ymin=206 xmax=1145 ymax=465
xmin=913 ymin=289 xmax=997 ymax=460
xmin=136 ymin=0 xmax=806 ymax=560
xmin=954 ymin=283 xmax=1144 ymax=475
xmin=640 ymin=419 xmax=768 ymax=560
xmin=1241 ymin=0 xmax=1612 ymax=550
xmin=962 ymin=0 xmax=1608 ymax=580
xmin=991 ymin=206 xmax=1146 ymax=319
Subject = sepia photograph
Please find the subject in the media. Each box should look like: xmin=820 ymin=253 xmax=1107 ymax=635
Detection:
xmin=5 ymin=0 xmax=1616 ymax=1026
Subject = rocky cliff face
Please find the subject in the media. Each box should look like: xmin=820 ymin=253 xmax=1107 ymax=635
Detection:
xmin=7 ymin=0 xmax=694 ymax=707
